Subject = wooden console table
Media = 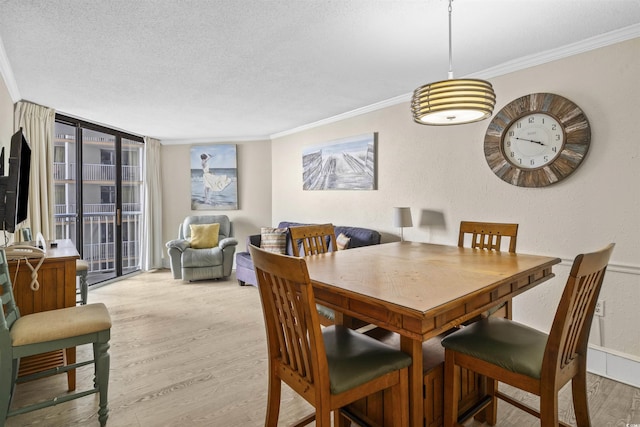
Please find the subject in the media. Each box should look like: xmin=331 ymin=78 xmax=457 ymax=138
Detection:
xmin=8 ymin=239 xmax=79 ymax=390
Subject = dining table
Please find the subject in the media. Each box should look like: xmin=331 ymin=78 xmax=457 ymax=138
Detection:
xmin=304 ymin=241 xmax=561 ymax=427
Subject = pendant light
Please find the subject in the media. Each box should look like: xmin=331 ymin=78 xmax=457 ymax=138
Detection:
xmin=411 ymin=0 xmax=496 ymax=125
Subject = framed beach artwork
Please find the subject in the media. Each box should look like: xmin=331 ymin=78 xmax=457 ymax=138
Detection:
xmin=302 ymin=133 xmax=377 ymax=190
xmin=190 ymin=144 xmax=238 ymax=210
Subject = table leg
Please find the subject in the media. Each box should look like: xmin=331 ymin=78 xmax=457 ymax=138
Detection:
xmin=400 ymin=336 xmax=423 ymax=427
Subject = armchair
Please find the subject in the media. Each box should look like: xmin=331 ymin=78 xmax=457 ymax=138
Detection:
xmin=166 ymin=215 xmax=238 ymax=281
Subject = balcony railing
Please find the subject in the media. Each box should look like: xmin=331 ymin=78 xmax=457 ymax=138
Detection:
xmin=54 ymin=211 xmax=142 ymax=276
xmin=55 ymin=203 xmax=141 ymax=215
xmin=53 ymin=162 xmax=142 ymax=182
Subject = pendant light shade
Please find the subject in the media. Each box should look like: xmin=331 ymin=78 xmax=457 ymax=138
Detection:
xmin=411 ymin=0 xmax=496 ymax=126
xmin=411 ymin=78 xmax=496 ymax=125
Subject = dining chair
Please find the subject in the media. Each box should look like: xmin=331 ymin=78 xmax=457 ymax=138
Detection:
xmin=441 ymin=243 xmax=615 ymax=427
xmin=0 ymin=248 xmax=112 ymax=426
xmin=76 ymin=259 xmax=89 ymax=305
xmin=458 ymin=221 xmax=518 ymax=252
xmin=249 ymin=244 xmax=412 ymax=427
xmin=458 ymin=221 xmax=518 ymax=319
xmin=289 ymin=224 xmax=338 ymax=326
xmin=289 ymin=223 xmax=337 ymax=257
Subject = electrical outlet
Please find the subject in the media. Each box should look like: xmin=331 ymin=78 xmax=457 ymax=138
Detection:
xmin=595 ymin=300 xmax=605 ymax=317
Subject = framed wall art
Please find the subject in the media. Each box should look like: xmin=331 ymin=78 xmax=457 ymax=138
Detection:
xmin=302 ymin=133 xmax=377 ymax=190
xmin=190 ymin=144 xmax=238 ymax=210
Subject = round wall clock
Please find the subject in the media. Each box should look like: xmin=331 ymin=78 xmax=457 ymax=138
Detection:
xmin=483 ymin=93 xmax=591 ymax=187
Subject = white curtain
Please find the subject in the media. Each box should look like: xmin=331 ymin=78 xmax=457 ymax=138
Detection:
xmin=141 ymin=137 xmax=163 ymax=270
xmin=13 ymin=101 xmax=55 ymax=239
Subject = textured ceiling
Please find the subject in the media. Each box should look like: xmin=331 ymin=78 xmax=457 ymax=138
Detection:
xmin=0 ymin=0 xmax=639 ymax=142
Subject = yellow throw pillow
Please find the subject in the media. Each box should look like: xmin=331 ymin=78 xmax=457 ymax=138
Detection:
xmin=190 ymin=223 xmax=220 ymax=249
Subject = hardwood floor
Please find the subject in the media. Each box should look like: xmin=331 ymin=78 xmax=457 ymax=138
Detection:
xmin=6 ymin=270 xmax=640 ymax=426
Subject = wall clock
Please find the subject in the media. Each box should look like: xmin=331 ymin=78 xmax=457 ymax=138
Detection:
xmin=483 ymin=93 xmax=591 ymax=187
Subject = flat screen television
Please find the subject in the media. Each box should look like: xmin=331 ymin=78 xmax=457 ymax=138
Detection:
xmin=0 ymin=128 xmax=31 ymax=233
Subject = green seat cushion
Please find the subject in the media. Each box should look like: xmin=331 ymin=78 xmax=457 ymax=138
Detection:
xmin=322 ymin=325 xmax=412 ymax=395
xmin=440 ymin=317 xmax=548 ymax=379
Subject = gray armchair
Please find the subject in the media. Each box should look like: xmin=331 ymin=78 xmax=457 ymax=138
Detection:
xmin=166 ymin=215 xmax=238 ymax=281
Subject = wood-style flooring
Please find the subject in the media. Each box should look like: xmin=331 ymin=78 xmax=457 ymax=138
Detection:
xmin=6 ymin=270 xmax=640 ymax=426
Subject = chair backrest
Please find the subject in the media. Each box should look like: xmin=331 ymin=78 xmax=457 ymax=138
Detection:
xmin=179 ymin=215 xmax=231 ymax=240
xmin=458 ymin=221 xmax=518 ymax=253
xmin=0 ymin=250 xmax=20 ymax=351
xmin=249 ymin=244 xmax=328 ymax=400
xmin=289 ymin=224 xmax=337 ymax=257
xmin=542 ymin=243 xmax=614 ymax=382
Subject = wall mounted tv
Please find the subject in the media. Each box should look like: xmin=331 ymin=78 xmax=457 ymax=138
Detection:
xmin=0 ymin=128 xmax=31 ymax=233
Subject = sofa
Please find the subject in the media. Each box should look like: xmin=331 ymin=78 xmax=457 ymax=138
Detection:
xmin=235 ymin=221 xmax=381 ymax=287
xmin=166 ymin=215 xmax=238 ymax=282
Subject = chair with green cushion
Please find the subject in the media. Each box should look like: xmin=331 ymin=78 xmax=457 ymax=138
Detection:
xmin=0 ymin=249 xmax=112 ymax=426
xmin=458 ymin=221 xmax=519 ymax=319
xmin=289 ymin=224 xmax=338 ymax=326
xmin=458 ymin=221 xmax=518 ymax=253
xmin=249 ymin=244 xmax=412 ymax=427
xmin=441 ymin=243 xmax=615 ymax=427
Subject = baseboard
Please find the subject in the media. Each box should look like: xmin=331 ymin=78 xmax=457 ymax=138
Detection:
xmin=587 ymin=344 xmax=640 ymax=388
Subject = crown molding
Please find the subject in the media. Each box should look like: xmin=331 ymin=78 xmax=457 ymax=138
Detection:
xmin=271 ymin=24 xmax=640 ymax=140
xmin=160 ymin=135 xmax=271 ymax=145
xmin=472 ymin=23 xmax=640 ymax=80
xmin=0 ymin=35 xmax=20 ymax=102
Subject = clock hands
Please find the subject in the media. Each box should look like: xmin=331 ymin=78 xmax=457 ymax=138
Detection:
xmin=514 ymin=137 xmax=546 ymax=146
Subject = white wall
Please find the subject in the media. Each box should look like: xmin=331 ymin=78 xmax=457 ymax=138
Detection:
xmin=0 ymin=73 xmax=15 ymax=244
xmin=270 ymin=39 xmax=640 ymax=358
xmin=0 ymin=72 xmax=14 ymax=159
xmin=160 ymin=140 xmax=273 ymax=265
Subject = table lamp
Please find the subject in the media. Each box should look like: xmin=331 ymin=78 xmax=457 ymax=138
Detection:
xmin=393 ymin=207 xmax=413 ymax=242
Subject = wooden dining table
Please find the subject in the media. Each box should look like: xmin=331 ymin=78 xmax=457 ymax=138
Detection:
xmin=304 ymin=241 xmax=561 ymax=427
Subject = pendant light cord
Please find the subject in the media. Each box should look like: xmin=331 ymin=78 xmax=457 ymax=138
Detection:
xmin=448 ymin=0 xmax=454 ymax=80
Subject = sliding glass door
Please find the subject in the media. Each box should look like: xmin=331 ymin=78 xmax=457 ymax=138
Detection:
xmin=53 ymin=116 xmax=143 ymax=285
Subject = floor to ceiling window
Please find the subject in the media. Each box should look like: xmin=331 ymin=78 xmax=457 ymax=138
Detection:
xmin=53 ymin=115 xmax=144 ymax=285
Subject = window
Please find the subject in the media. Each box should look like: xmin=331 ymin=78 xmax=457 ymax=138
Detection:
xmin=54 ymin=114 xmax=144 ymax=285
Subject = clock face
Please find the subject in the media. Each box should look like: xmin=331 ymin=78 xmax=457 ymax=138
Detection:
xmin=484 ymin=93 xmax=591 ymax=188
xmin=502 ymin=113 xmax=564 ymax=169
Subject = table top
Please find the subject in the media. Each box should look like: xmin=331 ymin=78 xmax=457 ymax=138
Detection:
xmin=45 ymin=239 xmax=80 ymax=259
xmin=305 ymin=241 xmax=561 ymax=319
xmin=4 ymin=238 xmax=79 ymax=261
